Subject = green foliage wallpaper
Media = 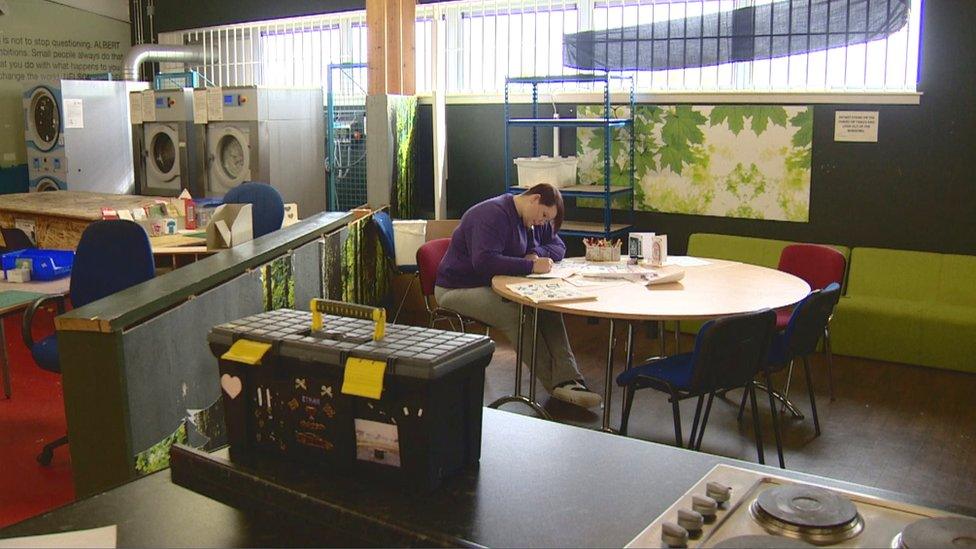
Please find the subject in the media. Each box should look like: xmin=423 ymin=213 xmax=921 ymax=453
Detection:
xmin=261 ymin=255 xmax=296 ymax=311
xmin=389 ymin=96 xmax=418 ymax=219
xmin=576 ymin=105 xmax=812 ymax=222
xmin=134 ymin=422 xmax=187 ymax=475
xmin=339 ymin=214 xmax=390 ymax=306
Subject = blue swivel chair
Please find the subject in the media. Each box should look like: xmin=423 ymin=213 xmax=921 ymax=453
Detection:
xmin=617 ymin=309 xmax=783 ymax=467
xmin=372 ymin=211 xmax=419 ymax=323
xmin=224 ymin=181 xmax=285 ymax=238
xmin=23 ymin=220 xmax=156 ymax=466
xmin=743 ymin=283 xmax=842 ymax=439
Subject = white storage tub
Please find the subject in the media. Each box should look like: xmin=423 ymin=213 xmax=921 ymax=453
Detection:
xmin=392 ymin=219 xmax=427 ymax=267
xmin=514 ymin=156 xmax=577 ymax=188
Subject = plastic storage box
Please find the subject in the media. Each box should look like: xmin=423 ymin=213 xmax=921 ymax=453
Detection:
xmin=209 ymin=301 xmax=494 ymax=490
xmin=514 ymin=156 xmax=578 ymax=188
xmin=392 ymin=219 xmax=426 ymax=267
xmin=1 ymin=249 xmax=74 ymax=280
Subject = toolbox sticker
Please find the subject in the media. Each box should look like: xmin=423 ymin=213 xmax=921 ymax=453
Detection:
xmin=355 ymin=419 xmax=401 ymax=468
xmin=341 ymin=357 xmax=387 ymax=400
xmin=220 ymin=374 xmax=242 ymax=399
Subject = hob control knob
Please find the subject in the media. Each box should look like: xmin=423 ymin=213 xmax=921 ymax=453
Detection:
xmin=692 ymin=495 xmax=718 ymax=523
xmin=706 ymin=481 xmax=732 ymax=505
xmin=677 ymin=508 xmax=704 ymax=536
xmin=661 ymin=521 xmax=689 ymax=548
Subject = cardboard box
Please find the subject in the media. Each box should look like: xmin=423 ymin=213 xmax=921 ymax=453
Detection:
xmin=206 ymin=204 xmax=253 ymax=250
xmin=425 ymin=219 xmax=460 ymax=242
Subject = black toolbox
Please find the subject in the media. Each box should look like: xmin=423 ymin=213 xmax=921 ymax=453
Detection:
xmin=209 ymin=300 xmax=494 ymax=490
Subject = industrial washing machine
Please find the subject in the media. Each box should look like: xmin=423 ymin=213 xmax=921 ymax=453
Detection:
xmin=205 ymin=86 xmax=326 ymax=216
xmin=141 ymin=88 xmax=205 ymax=197
xmin=23 ymin=79 xmax=147 ymax=193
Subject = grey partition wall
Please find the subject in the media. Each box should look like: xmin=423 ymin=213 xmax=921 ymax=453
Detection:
xmin=55 ymin=212 xmax=352 ymax=497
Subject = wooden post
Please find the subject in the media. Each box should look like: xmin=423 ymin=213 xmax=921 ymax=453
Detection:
xmin=386 ymin=0 xmax=402 ymax=94
xmin=367 ymin=0 xmax=415 ymax=95
xmin=400 ymin=0 xmax=416 ymax=95
xmin=367 ymin=0 xmax=388 ymax=95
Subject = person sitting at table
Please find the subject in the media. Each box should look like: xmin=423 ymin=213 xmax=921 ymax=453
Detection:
xmin=434 ymin=183 xmax=601 ymax=409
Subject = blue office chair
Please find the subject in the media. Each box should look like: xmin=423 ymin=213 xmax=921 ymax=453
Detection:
xmin=23 ymin=220 xmax=156 ymax=466
xmin=372 ymin=211 xmax=419 ymax=323
xmin=224 ymin=181 xmax=285 ymax=239
xmin=743 ymin=283 xmax=842 ymax=439
xmin=617 ymin=309 xmax=783 ymax=467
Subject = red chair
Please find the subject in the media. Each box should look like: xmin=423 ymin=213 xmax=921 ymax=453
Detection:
xmin=776 ymin=244 xmax=846 ymax=401
xmin=416 ymin=238 xmax=481 ymax=333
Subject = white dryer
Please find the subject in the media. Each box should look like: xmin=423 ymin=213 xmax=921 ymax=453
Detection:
xmin=23 ymin=80 xmax=147 ymax=193
xmin=141 ymin=89 xmax=205 ymax=197
xmin=204 ymin=86 xmax=326 ymax=216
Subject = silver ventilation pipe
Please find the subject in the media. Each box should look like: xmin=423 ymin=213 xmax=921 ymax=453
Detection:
xmin=123 ymin=44 xmax=208 ymax=81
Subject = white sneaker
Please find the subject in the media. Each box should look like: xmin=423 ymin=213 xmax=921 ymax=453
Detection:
xmin=551 ymin=380 xmax=603 ymax=409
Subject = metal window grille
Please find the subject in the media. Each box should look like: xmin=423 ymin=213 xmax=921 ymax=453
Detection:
xmin=158 ymin=0 xmax=921 ymax=97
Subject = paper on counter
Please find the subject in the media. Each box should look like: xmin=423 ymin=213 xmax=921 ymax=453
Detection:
xmin=0 ymin=525 xmax=117 ymax=548
xmin=666 ymin=256 xmax=711 ymax=267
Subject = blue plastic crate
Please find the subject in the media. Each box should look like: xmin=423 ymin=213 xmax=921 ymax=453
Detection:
xmin=1 ymin=249 xmax=75 ymax=281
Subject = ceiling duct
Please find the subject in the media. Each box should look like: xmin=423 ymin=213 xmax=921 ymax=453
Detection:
xmin=123 ymin=44 xmax=209 ymax=81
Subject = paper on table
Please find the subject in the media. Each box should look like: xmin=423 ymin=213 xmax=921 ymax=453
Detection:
xmin=0 ymin=525 xmax=117 ymax=548
xmin=563 ymin=275 xmax=633 ymax=289
xmin=666 ymin=256 xmax=711 ymax=267
xmin=525 ymin=263 xmax=581 ymax=279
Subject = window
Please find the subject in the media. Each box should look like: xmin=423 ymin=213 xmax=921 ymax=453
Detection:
xmin=158 ymin=0 xmax=922 ymax=101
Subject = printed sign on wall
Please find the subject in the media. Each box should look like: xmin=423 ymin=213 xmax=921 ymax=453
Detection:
xmin=577 ymin=105 xmax=813 ymax=222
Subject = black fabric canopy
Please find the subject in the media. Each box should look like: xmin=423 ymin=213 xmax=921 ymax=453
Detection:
xmin=563 ymin=0 xmax=909 ymax=71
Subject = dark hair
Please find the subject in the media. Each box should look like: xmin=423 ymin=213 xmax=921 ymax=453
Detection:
xmin=520 ymin=183 xmax=564 ymax=231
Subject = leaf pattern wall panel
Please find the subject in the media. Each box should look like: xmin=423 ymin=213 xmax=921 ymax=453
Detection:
xmin=576 ymin=105 xmax=812 ymax=222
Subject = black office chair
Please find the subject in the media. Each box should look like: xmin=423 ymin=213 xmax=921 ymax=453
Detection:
xmin=617 ymin=309 xmax=783 ymax=467
xmin=743 ymin=283 xmax=842 ymax=437
xmin=0 ymin=228 xmax=33 ymax=253
xmin=23 ymin=220 xmax=156 ymax=465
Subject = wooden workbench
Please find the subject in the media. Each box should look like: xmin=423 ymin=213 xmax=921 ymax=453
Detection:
xmin=0 ymin=191 xmax=182 ymax=249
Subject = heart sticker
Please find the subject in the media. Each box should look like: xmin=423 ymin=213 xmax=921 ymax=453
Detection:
xmin=221 ymin=374 xmax=242 ymax=399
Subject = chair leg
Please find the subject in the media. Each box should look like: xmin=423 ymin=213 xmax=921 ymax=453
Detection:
xmin=780 ymin=359 xmax=795 ymax=415
xmin=392 ymin=274 xmax=416 ymax=323
xmin=824 ymin=326 xmax=836 ymax=401
xmin=763 ymin=371 xmax=786 ymax=469
xmin=670 ymin=392 xmax=683 ymax=448
xmin=37 ymin=435 xmax=68 ymax=466
xmin=749 ymin=384 xmax=765 ymax=465
xmin=737 ymin=387 xmax=748 ymax=420
xmin=620 ymin=385 xmax=636 ymax=436
xmin=688 ymin=395 xmax=705 ymax=450
xmin=802 ymin=356 xmax=821 ymax=436
xmin=695 ymin=392 xmax=715 ymax=451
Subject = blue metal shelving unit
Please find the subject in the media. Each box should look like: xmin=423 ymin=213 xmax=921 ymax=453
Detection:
xmin=504 ymin=73 xmax=636 ymax=239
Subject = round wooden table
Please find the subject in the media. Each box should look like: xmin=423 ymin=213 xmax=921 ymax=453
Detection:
xmin=489 ymin=258 xmax=811 ymax=431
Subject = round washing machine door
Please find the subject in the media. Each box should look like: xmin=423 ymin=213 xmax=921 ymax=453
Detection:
xmin=145 ymin=124 xmax=180 ymax=185
xmin=28 ymin=87 xmax=60 ymax=152
xmin=33 ymin=177 xmax=63 ymax=192
xmin=208 ymin=126 xmax=251 ymax=193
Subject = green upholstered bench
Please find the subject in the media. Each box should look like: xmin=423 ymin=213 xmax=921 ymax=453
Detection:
xmin=830 ymin=247 xmax=976 ymax=373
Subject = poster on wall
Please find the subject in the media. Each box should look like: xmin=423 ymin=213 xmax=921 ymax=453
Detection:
xmin=576 ymin=105 xmax=813 ymax=222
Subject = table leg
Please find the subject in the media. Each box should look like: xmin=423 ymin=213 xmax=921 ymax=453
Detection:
xmin=617 ymin=322 xmax=635 ymax=432
xmin=1 ymin=317 xmax=10 ymax=398
xmin=601 ymin=318 xmax=617 ymax=433
xmin=488 ymin=304 xmax=551 ymax=420
xmin=513 ymin=303 xmax=524 ymax=397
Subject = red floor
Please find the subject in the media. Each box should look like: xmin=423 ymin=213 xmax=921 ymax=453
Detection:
xmin=0 ymin=311 xmax=75 ymax=528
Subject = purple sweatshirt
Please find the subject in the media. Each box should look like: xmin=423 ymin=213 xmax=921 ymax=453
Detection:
xmin=436 ymin=194 xmax=566 ymax=289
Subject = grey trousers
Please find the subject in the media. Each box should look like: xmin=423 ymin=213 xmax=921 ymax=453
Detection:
xmin=435 ymin=285 xmax=582 ymax=391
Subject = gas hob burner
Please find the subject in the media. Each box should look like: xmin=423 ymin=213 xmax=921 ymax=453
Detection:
xmin=892 ymin=516 xmax=976 ymax=549
xmin=750 ymin=485 xmax=864 ymax=545
xmin=712 ymin=534 xmax=816 ymax=548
